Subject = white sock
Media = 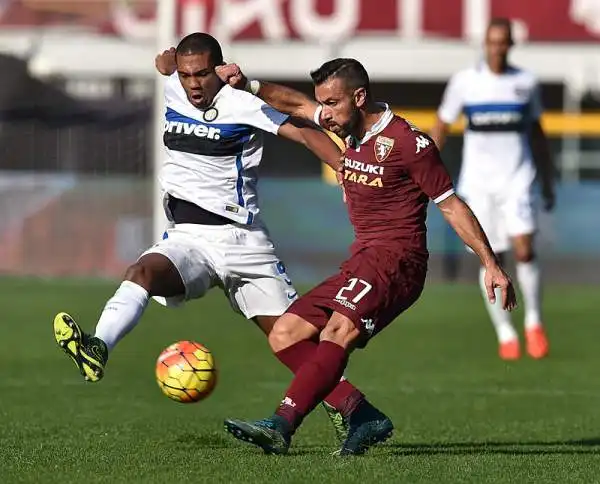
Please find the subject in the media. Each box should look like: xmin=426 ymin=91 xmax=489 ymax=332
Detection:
xmin=479 ymin=267 xmax=517 ymax=343
xmin=516 ymin=260 xmax=542 ymax=329
xmin=94 ymin=281 xmax=149 ymax=351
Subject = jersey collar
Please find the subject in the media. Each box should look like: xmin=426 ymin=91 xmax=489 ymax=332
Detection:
xmin=479 ymin=60 xmax=519 ymax=77
xmin=347 ymin=103 xmax=394 ymax=148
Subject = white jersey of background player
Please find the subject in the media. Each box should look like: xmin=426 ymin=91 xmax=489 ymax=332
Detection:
xmin=431 ymin=18 xmax=555 ymax=361
xmin=52 ymin=33 xmax=341 ymax=385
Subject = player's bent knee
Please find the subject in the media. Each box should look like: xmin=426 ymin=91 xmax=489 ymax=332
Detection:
xmin=320 ymin=315 xmax=360 ymax=349
xmin=124 ymin=262 xmax=152 ymax=292
xmin=268 ymin=314 xmax=317 ymax=353
xmin=514 ymin=248 xmax=535 ymax=263
xmin=125 ymin=253 xmax=184 ymax=297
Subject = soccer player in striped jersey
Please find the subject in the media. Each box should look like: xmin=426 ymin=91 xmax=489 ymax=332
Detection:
xmin=431 ymin=18 xmax=555 ymax=360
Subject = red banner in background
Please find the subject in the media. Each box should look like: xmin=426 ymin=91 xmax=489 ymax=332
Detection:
xmin=1 ymin=0 xmax=599 ymax=42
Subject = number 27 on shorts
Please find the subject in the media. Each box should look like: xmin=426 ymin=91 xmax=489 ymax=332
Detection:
xmin=334 ymin=278 xmax=372 ymax=309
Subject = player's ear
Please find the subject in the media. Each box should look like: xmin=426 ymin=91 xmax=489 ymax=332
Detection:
xmin=354 ymin=87 xmax=367 ymax=108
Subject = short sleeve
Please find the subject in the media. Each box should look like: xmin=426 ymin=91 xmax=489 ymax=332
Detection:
xmin=232 ymin=90 xmax=289 ymax=135
xmin=437 ymin=72 xmax=465 ymax=124
xmin=529 ymin=80 xmax=543 ymax=121
xmin=164 ymin=72 xmax=187 ymax=104
xmin=404 ymin=132 xmax=455 ymax=203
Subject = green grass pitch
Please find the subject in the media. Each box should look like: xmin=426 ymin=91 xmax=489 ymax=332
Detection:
xmin=1 ymin=277 xmax=599 ymax=483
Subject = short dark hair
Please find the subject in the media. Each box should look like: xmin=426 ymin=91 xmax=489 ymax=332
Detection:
xmin=310 ymin=58 xmax=370 ymax=93
xmin=176 ymin=32 xmax=223 ymax=65
xmin=488 ymin=17 xmax=514 ymax=43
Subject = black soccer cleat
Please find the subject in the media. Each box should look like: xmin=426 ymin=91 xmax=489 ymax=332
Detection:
xmin=337 ymin=400 xmax=394 ymax=456
xmin=224 ymin=416 xmax=291 ymax=455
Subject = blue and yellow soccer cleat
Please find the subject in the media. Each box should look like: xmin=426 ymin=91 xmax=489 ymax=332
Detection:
xmin=224 ymin=416 xmax=291 ymax=455
xmin=53 ymin=312 xmax=108 ymax=382
xmin=338 ymin=400 xmax=394 ymax=456
xmin=322 ymin=401 xmax=349 ymax=444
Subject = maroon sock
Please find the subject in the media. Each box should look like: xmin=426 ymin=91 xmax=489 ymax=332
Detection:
xmin=275 ymin=341 xmax=349 ymax=430
xmin=275 ymin=340 xmax=364 ymax=418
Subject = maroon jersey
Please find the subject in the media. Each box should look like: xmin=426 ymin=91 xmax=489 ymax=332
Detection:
xmin=341 ymin=109 xmax=454 ymax=256
xmin=289 ymin=107 xmax=455 ymax=346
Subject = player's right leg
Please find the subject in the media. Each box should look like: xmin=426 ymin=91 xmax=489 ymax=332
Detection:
xmin=53 ymin=253 xmax=183 ymax=381
xmin=461 ymin=190 xmax=519 ymax=359
xmin=54 ymin=228 xmax=213 ymax=381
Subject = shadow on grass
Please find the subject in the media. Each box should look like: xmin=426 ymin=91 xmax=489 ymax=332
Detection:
xmin=173 ymin=432 xmax=600 ymax=456
xmin=288 ymin=438 xmax=600 ymax=457
xmin=382 ymin=438 xmax=600 ymax=456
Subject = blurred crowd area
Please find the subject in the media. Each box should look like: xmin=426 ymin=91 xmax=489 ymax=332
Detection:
xmin=0 ymin=0 xmax=599 ymax=282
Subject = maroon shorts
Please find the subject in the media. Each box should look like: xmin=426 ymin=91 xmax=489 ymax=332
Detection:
xmin=287 ymin=246 xmax=427 ymax=347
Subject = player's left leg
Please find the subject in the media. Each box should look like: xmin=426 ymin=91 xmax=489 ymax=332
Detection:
xmin=511 ymin=233 xmax=549 ymax=359
xmin=505 ymin=186 xmax=549 ymax=359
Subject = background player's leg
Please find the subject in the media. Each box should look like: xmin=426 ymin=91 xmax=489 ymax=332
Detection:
xmin=478 ymin=252 xmax=519 ymax=359
xmin=470 ymin=193 xmax=519 ymax=359
xmin=512 ymin=233 xmax=549 ymax=358
xmin=94 ymin=253 xmax=184 ymax=351
xmin=462 ymin=191 xmax=519 ymax=357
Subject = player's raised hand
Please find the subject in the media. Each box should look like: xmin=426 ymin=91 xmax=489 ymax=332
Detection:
xmin=155 ymin=47 xmax=176 ymax=76
xmin=484 ymin=264 xmax=517 ymax=311
xmin=215 ymin=63 xmax=248 ymax=90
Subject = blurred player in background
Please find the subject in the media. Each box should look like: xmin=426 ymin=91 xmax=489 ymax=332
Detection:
xmin=52 ymin=33 xmax=370 ymax=445
xmin=431 ymin=18 xmax=555 ymax=361
xmin=217 ymin=58 xmax=517 ymax=455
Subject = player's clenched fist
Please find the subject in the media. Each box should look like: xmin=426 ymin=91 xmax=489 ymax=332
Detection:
xmin=215 ymin=63 xmax=248 ymax=90
xmin=155 ymin=47 xmax=176 ymax=75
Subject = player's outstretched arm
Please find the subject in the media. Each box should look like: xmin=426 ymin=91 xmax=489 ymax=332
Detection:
xmin=216 ymin=64 xmax=319 ymax=122
xmin=405 ymin=133 xmax=515 ymax=311
xmin=438 ymin=194 xmax=517 ymax=311
xmin=253 ymin=81 xmax=319 ymax=122
xmin=278 ymin=117 xmax=341 ymax=170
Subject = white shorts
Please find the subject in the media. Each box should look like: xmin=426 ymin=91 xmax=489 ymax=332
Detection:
xmin=140 ymin=222 xmax=298 ymax=319
xmin=459 ymin=183 xmax=537 ymax=253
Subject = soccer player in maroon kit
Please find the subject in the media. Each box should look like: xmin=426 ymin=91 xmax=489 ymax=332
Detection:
xmin=217 ymin=58 xmax=517 ymax=455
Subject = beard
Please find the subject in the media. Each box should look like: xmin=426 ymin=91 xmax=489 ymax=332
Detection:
xmin=329 ymin=105 xmax=361 ymax=139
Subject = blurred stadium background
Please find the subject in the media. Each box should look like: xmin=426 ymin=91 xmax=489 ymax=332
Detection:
xmin=1 ymin=0 xmax=599 ymax=285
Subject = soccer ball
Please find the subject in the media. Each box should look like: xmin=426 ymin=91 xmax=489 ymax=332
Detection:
xmin=155 ymin=340 xmax=217 ymax=403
